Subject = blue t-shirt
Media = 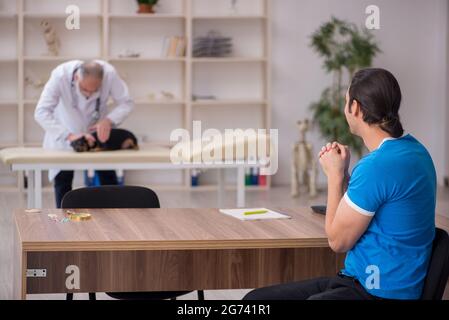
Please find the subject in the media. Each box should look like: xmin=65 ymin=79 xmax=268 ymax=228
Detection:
xmin=342 ymin=134 xmax=436 ymax=300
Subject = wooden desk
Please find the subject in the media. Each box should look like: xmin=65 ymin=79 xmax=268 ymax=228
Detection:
xmin=14 ymin=208 xmax=342 ymax=300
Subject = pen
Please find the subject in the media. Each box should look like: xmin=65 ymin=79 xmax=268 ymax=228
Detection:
xmin=244 ymin=210 xmax=269 ymax=216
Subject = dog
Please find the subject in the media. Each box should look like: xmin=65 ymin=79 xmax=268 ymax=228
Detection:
xmin=71 ymin=129 xmax=139 ymax=153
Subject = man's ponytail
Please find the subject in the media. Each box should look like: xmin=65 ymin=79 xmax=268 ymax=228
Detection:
xmin=349 ymin=68 xmax=404 ymax=138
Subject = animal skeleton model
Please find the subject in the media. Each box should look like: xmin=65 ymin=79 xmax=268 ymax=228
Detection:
xmin=25 ymin=76 xmax=46 ymax=89
xmin=161 ymin=91 xmax=175 ymax=101
xmin=40 ymin=20 xmax=60 ymax=56
xmin=291 ymin=119 xmax=317 ymax=198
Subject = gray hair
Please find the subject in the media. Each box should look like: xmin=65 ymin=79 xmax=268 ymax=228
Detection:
xmin=78 ymin=61 xmax=104 ymax=81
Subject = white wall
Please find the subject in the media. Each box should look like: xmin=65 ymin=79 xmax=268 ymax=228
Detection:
xmin=271 ymin=0 xmax=449 ymax=185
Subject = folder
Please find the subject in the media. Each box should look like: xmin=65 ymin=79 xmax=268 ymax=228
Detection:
xmin=168 ymin=37 xmax=179 ymax=58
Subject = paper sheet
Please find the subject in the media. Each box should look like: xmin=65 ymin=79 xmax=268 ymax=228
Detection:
xmin=219 ymin=208 xmax=291 ymax=221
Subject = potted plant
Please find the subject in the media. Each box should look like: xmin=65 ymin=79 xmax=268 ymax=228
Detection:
xmin=309 ymin=17 xmax=380 ymax=156
xmin=136 ymin=0 xmax=159 ymax=14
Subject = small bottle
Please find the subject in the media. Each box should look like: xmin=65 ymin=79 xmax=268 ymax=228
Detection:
xmin=245 ymin=167 xmax=252 ymax=186
xmin=117 ymin=170 xmax=125 ymax=186
xmin=251 ymin=166 xmax=259 ymax=186
xmin=191 ymin=169 xmax=200 ymax=187
xmin=259 ymin=174 xmax=267 ymax=186
xmin=84 ymin=170 xmax=95 ymax=187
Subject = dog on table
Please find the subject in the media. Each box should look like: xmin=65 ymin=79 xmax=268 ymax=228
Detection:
xmin=70 ymin=129 xmax=139 ymax=153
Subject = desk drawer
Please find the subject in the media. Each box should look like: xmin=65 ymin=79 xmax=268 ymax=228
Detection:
xmin=26 ymin=248 xmax=342 ymax=294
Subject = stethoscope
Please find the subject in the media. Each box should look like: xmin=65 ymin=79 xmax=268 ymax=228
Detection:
xmin=71 ymin=65 xmax=101 ymax=126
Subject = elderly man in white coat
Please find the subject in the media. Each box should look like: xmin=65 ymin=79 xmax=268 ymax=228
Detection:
xmin=34 ymin=60 xmax=134 ymax=208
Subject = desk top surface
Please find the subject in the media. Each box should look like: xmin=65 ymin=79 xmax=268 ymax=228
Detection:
xmin=14 ymin=207 xmax=328 ymax=251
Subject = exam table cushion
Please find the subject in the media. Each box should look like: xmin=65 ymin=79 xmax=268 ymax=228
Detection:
xmin=0 ymin=147 xmax=171 ymax=165
xmin=1 ymin=134 xmax=271 ymax=165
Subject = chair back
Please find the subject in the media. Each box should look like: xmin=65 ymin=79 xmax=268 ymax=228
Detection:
xmin=421 ymin=228 xmax=449 ymax=300
xmin=61 ymin=185 xmax=160 ymax=209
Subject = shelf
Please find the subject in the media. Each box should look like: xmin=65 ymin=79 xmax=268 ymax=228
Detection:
xmin=192 ymin=99 xmax=267 ymax=106
xmin=0 ymin=58 xmax=18 ymax=63
xmin=25 ymin=99 xmax=186 ymax=106
xmin=108 ymin=57 xmax=186 ymax=63
xmin=0 ymin=142 xmax=19 ymax=149
xmin=193 ymin=15 xmax=267 ymax=20
xmin=23 ymin=99 xmax=264 ymax=107
xmin=106 ymin=99 xmax=185 ymax=106
xmin=0 ymin=100 xmax=18 ymax=105
xmin=109 ymin=14 xmax=185 ymax=19
xmin=24 ymin=56 xmax=100 ymax=62
xmin=0 ymin=13 xmax=17 ymax=18
xmin=0 ymin=186 xmax=20 ymax=192
xmin=192 ymin=57 xmax=267 ymax=63
xmin=23 ymin=100 xmax=38 ymax=105
xmin=134 ymin=100 xmax=185 ymax=105
xmin=23 ymin=13 xmax=102 ymax=19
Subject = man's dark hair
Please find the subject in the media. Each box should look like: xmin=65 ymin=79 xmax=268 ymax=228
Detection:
xmin=349 ymin=68 xmax=404 ymax=138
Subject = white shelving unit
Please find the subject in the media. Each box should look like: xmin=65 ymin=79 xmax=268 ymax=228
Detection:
xmin=0 ymin=0 xmax=272 ymax=191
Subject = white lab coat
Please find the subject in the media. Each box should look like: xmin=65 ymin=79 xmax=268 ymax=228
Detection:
xmin=34 ymin=60 xmax=134 ymax=181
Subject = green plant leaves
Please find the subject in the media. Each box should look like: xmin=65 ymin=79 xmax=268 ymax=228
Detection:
xmin=310 ymin=91 xmax=364 ymax=156
xmin=309 ymin=16 xmax=379 ymax=156
xmin=137 ymin=0 xmax=159 ymax=5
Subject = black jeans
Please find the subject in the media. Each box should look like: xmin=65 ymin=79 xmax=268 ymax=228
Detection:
xmin=54 ymin=170 xmax=118 ymax=208
xmin=243 ymin=274 xmax=382 ymax=300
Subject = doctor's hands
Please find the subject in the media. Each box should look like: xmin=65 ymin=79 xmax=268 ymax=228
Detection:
xmin=90 ymin=118 xmax=112 ymax=143
xmin=67 ymin=133 xmax=96 ymax=147
xmin=318 ymin=142 xmax=351 ymax=181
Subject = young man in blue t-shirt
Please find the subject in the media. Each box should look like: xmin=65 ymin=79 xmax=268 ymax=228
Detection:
xmin=244 ymin=68 xmax=436 ymax=300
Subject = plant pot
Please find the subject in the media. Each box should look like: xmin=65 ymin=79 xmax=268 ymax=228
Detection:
xmin=137 ymin=4 xmax=155 ymax=14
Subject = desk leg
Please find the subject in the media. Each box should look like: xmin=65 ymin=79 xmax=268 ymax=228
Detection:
xmin=27 ymin=170 xmax=34 ymax=209
xmin=34 ymin=170 xmax=42 ymax=209
xmin=237 ymin=167 xmax=245 ymax=208
xmin=217 ymin=168 xmax=225 ymax=208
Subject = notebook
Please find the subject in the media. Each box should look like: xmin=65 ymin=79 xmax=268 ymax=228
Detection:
xmin=219 ymin=208 xmax=291 ymax=221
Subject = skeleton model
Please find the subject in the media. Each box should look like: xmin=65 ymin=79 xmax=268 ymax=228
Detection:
xmin=40 ymin=20 xmax=60 ymax=56
xmin=25 ymin=76 xmax=47 ymax=98
xmin=161 ymin=91 xmax=175 ymax=101
xmin=230 ymin=0 xmax=239 ymax=15
xmin=25 ymin=76 xmax=46 ymax=89
xmin=291 ymin=119 xmax=317 ymax=198
xmin=118 ymin=49 xmax=141 ymax=58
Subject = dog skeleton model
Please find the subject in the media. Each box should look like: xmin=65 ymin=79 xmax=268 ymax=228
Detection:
xmin=291 ymin=119 xmax=317 ymax=198
xmin=40 ymin=20 xmax=60 ymax=56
